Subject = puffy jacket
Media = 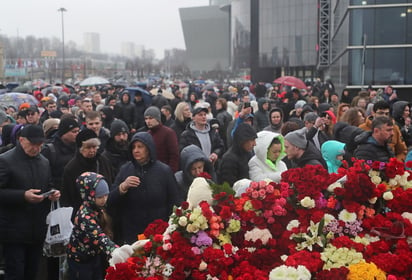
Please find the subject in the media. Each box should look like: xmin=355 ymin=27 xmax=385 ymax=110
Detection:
xmin=67 ymin=172 xmax=117 ymax=262
xmin=0 ymin=144 xmax=53 ymax=243
xmin=248 ymin=131 xmax=287 ymax=182
xmin=353 ymin=131 xmax=394 ymax=162
xmin=219 ymin=123 xmax=257 ymax=186
xmin=175 ymin=144 xmax=217 ymax=198
xmin=107 ymin=132 xmax=182 ymax=244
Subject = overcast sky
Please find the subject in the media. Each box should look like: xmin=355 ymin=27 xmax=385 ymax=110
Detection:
xmin=0 ymin=0 xmax=209 ymax=58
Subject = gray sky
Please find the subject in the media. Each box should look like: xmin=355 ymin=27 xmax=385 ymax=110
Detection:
xmin=0 ymin=0 xmax=209 ymax=58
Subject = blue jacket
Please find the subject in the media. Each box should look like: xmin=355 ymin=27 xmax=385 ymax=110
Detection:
xmin=108 ymin=132 xmax=182 ymax=244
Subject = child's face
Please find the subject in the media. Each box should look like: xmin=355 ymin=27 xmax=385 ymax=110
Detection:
xmin=95 ymin=195 xmax=108 ymax=207
xmin=190 ymin=161 xmax=205 ymax=177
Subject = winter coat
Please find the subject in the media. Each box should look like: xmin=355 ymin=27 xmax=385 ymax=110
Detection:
xmin=216 ymin=109 xmax=233 ymax=148
xmin=353 ymin=131 xmax=394 ymax=162
xmin=333 ymin=122 xmax=364 ymax=162
xmin=392 ymin=100 xmax=409 ymax=127
xmin=0 ymin=144 xmax=53 ymax=243
xmin=179 ymin=122 xmax=225 ymax=158
xmin=218 ymin=123 xmax=257 ymax=186
xmin=321 ymin=140 xmax=345 ymax=173
xmin=290 ymin=141 xmax=327 ymax=169
xmin=148 ymin=124 xmax=179 ymax=173
xmin=133 ymin=99 xmax=148 ymax=130
xmin=253 ymin=98 xmax=270 ymax=132
xmin=171 ymin=118 xmax=191 ymax=143
xmin=67 ymin=172 xmax=117 ymax=263
xmin=114 ymin=92 xmax=135 ymax=129
xmin=101 ymin=137 xmax=129 ymax=178
xmin=107 ymin=132 xmax=182 ymax=244
xmin=248 ymin=131 xmax=287 ymax=182
xmin=175 ymin=144 xmax=217 ymax=198
xmin=41 ymin=135 xmax=77 ymax=188
xmin=62 ymin=152 xmax=114 ymax=215
xmin=358 ymin=116 xmax=407 ymax=161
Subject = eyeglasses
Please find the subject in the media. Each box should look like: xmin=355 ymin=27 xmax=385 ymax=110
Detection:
xmin=26 ymin=112 xmax=36 ymax=116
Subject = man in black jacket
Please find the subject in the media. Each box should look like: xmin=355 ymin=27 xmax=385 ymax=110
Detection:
xmin=0 ymin=125 xmax=60 ymax=280
xmin=284 ymin=127 xmax=327 ymax=168
xmin=353 ymin=116 xmax=394 ymax=162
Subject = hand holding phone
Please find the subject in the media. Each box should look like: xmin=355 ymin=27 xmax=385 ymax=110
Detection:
xmin=40 ymin=189 xmax=56 ymax=197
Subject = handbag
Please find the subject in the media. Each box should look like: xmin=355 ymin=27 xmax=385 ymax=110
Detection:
xmin=43 ymin=200 xmax=74 ymax=257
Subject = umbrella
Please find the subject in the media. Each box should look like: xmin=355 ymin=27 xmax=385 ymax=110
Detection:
xmin=0 ymin=92 xmax=38 ymax=108
xmin=273 ymin=76 xmax=307 ymax=89
xmin=32 ymin=79 xmax=50 ymax=89
xmin=193 ymin=79 xmax=206 ymax=85
xmin=125 ymin=87 xmax=152 ymax=106
xmin=13 ymin=85 xmax=32 ymax=93
xmin=79 ymin=76 xmax=110 ymax=87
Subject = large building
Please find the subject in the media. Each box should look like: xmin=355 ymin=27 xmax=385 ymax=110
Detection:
xmin=179 ymin=5 xmax=230 ymax=74
xmin=181 ymin=0 xmax=412 ymax=94
xmin=83 ymin=32 xmax=101 ymax=54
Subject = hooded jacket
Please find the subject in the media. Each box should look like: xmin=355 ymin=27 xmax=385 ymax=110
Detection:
xmin=179 ymin=121 xmax=224 ymax=158
xmin=218 ymin=123 xmax=257 ymax=186
xmin=392 ymin=100 xmax=409 ymax=127
xmin=321 ymin=140 xmax=345 ymax=173
xmin=175 ymin=144 xmax=217 ymax=198
xmin=248 ymin=131 xmax=287 ymax=182
xmin=114 ymin=91 xmax=135 ymax=129
xmin=107 ymin=132 xmax=182 ymax=244
xmin=253 ymin=98 xmax=270 ymax=132
xmin=263 ymin=108 xmax=284 ymax=133
xmin=67 ymin=172 xmax=117 ymax=263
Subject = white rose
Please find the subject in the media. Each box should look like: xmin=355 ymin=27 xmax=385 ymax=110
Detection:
xmin=402 ymin=212 xmax=412 ymax=223
xmin=300 ymin=196 xmax=315 ymax=209
xmin=178 ymin=216 xmax=188 ymax=226
xmin=338 ymin=209 xmax=357 ymax=222
xmin=286 ymin=220 xmax=300 ymax=231
xmin=383 ymin=191 xmax=394 ymax=200
xmin=371 ymin=176 xmax=382 ymax=184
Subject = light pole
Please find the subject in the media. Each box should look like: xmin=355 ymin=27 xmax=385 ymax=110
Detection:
xmin=58 ymin=7 xmax=67 ymax=83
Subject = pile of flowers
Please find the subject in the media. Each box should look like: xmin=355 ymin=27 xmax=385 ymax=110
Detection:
xmin=106 ymin=158 xmax=412 ymax=280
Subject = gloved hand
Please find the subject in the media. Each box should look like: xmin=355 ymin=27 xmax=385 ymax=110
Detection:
xmin=109 ymin=244 xmax=134 ymax=266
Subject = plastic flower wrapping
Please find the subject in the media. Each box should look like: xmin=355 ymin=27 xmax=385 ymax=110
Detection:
xmin=106 ymin=158 xmax=412 ymax=280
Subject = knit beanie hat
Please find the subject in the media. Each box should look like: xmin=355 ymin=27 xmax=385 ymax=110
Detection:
xmin=76 ymin=128 xmax=98 ymax=148
xmin=110 ymin=119 xmax=129 ymax=136
xmin=95 ymin=179 xmax=109 ymax=198
xmin=58 ymin=117 xmax=79 ymax=136
xmin=144 ymin=106 xmax=162 ymax=123
xmin=284 ymin=128 xmax=307 ymax=149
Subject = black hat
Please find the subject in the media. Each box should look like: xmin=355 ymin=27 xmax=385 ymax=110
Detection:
xmin=110 ymin=119 xmax=129 ymax=136
xmin=192 ymin=107 xmax=208 ymax=116
xmin=76 ymin=128 xmax=97 ymax=148
xmin=58 ymin=118 xmax=79 ymax=137
xmin=20 ymin=125 xmax=45 ymax=144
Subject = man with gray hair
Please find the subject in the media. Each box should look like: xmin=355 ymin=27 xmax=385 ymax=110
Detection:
xmin=284 ymin=128 xmax=326 ymax=168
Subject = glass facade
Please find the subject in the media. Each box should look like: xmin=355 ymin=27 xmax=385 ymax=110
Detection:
xmin=259 ymin=0 xmax=318 ymax=68
xmin=231 ymin=0 xmax=251 ymax=70
xmin=329 ymin=1 xmax=412 ymax=88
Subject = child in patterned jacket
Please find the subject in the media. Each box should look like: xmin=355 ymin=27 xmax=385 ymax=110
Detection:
xmin=66 ymin=172 xmax=118 ymax=280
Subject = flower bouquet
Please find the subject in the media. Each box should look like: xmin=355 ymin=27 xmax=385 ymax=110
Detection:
xmin=106 ymin=158 xmax=412 ymax=280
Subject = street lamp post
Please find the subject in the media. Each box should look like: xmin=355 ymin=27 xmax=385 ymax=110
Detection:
xmin=58 ymin=7 xmax=67 ymax=83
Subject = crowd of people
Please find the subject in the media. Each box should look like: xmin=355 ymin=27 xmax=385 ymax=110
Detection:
xmin=0 ymin=79 xmax=410 ymax=280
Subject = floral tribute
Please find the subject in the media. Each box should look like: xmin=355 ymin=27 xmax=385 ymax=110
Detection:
xmin=106 ymin=158 xmax=412 ymax=280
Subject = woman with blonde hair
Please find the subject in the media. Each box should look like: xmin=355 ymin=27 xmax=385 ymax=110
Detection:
xmin=171 ymin=102 xmax=192 ymax=141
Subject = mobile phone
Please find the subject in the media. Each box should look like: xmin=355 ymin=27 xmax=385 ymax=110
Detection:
xmin=244 ymin=102 xmax=251 ymax=108
xmin=40 ymin=190 xmax=56 ymax=197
